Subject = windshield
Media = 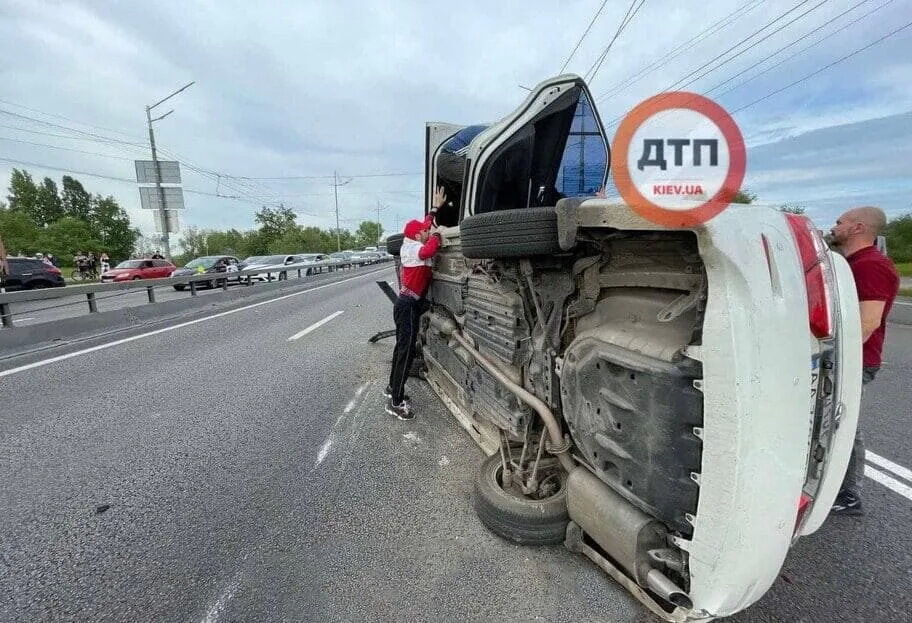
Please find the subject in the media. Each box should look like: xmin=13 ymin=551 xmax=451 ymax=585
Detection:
xmin=115 ymin=260 xmax=144 ymax=269
xmin=246 ymin=255 xmax=286 ymax=264
xmin=243 ymin=256 xmax=267 ymax=264
xmin=184 ymin=257 xmax=219 ymax=269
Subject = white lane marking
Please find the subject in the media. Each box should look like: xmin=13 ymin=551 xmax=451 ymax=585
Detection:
xmin=201 ymin=576 xmax=240 ymax=623
xmin=344 ymin=381 xmax=370 ymax=413
xmin=314 ymin=438 xmax=333 ymax=467
xmin=865 ymin=464 xmax=912 ymax=501
xmin=15 ymin=317 xmax=36 ymax=322
xmin=0 ymin=268 xmax=391 ymax=379
xmin=894 ymin=300 xmax=911 ymax=306
xmin=866 ymin=450 xmax=912 ymax=484
xmin=315 ymin=381 xmax=372 ymax=468
xmin=287 ymin=310 xmax=344 ymax=341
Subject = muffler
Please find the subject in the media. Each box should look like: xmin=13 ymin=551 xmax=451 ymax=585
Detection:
xmin=567 ymin=467 xmax=692 ymax=609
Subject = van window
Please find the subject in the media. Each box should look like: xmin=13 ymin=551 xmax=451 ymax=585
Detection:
xmin=555 ymin=93 xmax=608 ymax=197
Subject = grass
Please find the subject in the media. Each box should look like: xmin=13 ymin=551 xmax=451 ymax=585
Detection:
xmin=900 ymin=287 xmax=912 ymax=299
xmin=896 ymin=262 xmax=912 ymax=277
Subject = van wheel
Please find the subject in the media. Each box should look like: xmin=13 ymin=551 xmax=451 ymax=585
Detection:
xmin=387 ymin=233 xmax=405 ymax=256
xmin=460 ymin=207 xmax=561 ymax=259
xmin=473 ymin=453 xmax=568 ymax=545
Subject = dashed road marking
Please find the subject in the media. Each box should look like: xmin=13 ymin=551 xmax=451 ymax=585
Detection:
xmin=287 ymin=310 xmax=344 ymax=341
xmin=201 ymin=572 xmax=241 ymax=623
xmin=865 ymin=464 xmax=912 ymax=501
xmin=866 ymin=450 xmax=912 ymax=484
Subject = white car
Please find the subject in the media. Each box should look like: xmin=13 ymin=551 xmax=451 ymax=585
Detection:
xmin=419 ymin=75 xmax=862 ymax=620
xmin=240 ymin=255 xmax=299 ymax=281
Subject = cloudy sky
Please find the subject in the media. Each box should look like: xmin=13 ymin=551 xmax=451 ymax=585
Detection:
xmin=1 ymin=0 xmax=910 ymax=241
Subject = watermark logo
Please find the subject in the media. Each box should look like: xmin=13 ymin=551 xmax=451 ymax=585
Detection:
xmin=612 ymin=92 xmax=746 ymax=227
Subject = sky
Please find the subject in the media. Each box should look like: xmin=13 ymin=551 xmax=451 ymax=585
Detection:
xmin=1 ymin=0 xmax=910 ymax=245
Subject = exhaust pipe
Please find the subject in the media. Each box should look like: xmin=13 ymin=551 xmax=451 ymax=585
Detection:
xmin=428 ymin=313 xmax=573 ymax=472
xmin=646 ymin=569 xmax=693 ymax=610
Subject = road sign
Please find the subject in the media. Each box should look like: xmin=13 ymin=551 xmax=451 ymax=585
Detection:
xmin=135 ymin=160 xmax=182 ymax=184
xmin=139 ymin=186 xmax=185 ymax=211
xmin=153 ymin=209 xmax=180 ymax=234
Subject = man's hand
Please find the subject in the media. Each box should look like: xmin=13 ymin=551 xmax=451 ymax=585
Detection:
xmin=432 ymin=186 xmax=447 ymax=209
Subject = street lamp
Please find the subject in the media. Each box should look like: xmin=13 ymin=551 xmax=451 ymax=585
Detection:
xmin=145 ymin=80 xmax=194 ymax=260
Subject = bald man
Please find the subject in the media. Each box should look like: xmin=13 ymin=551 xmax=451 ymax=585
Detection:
xmin=829 ymin=206 xmax=900 ymax=515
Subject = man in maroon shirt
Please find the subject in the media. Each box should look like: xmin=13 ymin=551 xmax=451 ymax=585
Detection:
xmin=829 ymin=206 xmax=900 ymax=515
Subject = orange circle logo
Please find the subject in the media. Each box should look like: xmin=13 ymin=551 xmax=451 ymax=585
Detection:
xmin=612 ymin=92 xmax=746 ymax=227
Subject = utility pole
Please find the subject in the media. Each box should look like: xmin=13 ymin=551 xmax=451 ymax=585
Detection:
xmin=376 ymin=200 xmax=387 ymax=246
xmin=330 ymin=171 xmax=352 ymax=252
xmin=145 ymin=80 xmax=194 ymax=260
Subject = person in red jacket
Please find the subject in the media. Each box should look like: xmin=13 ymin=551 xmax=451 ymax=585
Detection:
xmin=829 ymin=205 xmax=899 ymax=515
xmin=385 ymin=187 xmax=446 ymax=420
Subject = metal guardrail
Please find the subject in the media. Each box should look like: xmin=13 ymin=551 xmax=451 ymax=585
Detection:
xmin=0 ymin=257 xmax=392 ymax=328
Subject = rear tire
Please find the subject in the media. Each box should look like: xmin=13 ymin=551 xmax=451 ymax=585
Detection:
xmin=387 ymin=233 xmax=405 ymax=256
xmin=173 ymin=285 xmax=185 ymax=291
xmin=460 ymin=207 xmax=561 ymax=259
xmin=473 ymin=453 xmax=569 ymax=545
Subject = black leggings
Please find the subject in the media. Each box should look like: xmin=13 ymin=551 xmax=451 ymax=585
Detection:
xmin=388 ymin=295 xmax=423 ymax=403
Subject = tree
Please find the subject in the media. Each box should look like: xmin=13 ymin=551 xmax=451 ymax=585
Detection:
xmin=90 ymin=195 xmax=139 ymax=260
xmin=39 ymin=217 xmax=101 ymax=260
xmin=354 ymin=220 xmax=383 ymax=248
xmin=731 ymin=188 xmax=756 ymax=204
xmin=254 ymin=205 xmax=297 ymax=243
xmin=35 ymin=178 xmax=64 ymax=225
xmin=779 ymin=204 xmax=806 ymax=215
xmin=6 ymin=169 xmax=40 ymax=221
xmin=0 ymin=207 xmax=42 ymax=255
xmin=179 ymin=227 xmax=209 ymax=259
xmin=61 ymin=175 xmax=92 ymax=220
xmin=884 ymin=213 xmax=912 ymax=263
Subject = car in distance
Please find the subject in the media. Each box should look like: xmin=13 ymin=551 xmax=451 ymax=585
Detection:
xmin=170 ymin=255 xmax=240 ymax=290
xmin=296 ymin=253 xmax=330 ymax=274
xmin=239 ymin=254 xmax=299 ymax=282
xmin=101 ymin=259 xmax=175 ymax=282
xmin=0 ymin=257 xmax=65 ymax=290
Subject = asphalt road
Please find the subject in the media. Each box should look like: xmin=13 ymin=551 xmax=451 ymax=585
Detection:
xmin=0 ymin=268 xmax=909 ymax=622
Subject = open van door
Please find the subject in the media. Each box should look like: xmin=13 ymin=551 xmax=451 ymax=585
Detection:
xmin=461 ymin=75 xmax=610 ymax=218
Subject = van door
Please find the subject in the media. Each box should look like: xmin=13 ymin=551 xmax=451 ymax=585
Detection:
xmin=463 ymin=75 xmax=610 ymax=218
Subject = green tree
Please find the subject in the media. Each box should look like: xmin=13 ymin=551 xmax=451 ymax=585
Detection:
xmin=206 ymin=228 xmax=247 ymax=256
xmin=0 ymin=207 xmax=42 ymax=255
xmin=90 ymin=195 xmax=138 ymax=260
xmin=353 ymin=220 xmax=383 ymax=249
xmin=61 ymin=175 xmax=92 ymax=220
xmin=178 ymin=227 xmax=209 ymax=259
xmin=6 ymin=169 xmax=40 ymax=221
xmin=254 ymin=205 xmax=297 ymax=244
xmin=731 ymin=188 xmax=756 ymax=204
xmin=779 ymin=204 xmax=806 ymax=215
xmin=39 ymin=217 xmax=101 ymax=260
xmin=884 ymin=213 xmax=912 ymax=263
xmin=35 ymin=177 xmax=64 ymax=225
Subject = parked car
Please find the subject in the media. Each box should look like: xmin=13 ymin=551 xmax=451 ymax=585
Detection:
xmin=101 ymin=259 xmax=175 ymax=282
xmin=417 ymin=75 xmax=862 ymax=620
xmin=0 ymin=257 xmax=65 ymax=290
xmin=170 ymin=255 xmax=240 ymax=290
xmin=239 ymin=254 xmax=299 ymax=282
xmin=329 ymin=251 xmax=355 ymax=269
xmin=296 ymin=253 xmax=330 ymax=274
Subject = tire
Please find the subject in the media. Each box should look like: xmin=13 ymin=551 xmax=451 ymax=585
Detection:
xmin=473 ymin=453 xmax=569 ymax=545
xmin=26 ymin=280 xmax=52 ymax=290
xmin=132 ymin=276 xmax=141 ymax=281
xmin=460 ymin=207 xmax=561 ymax=259
xmin=387 ymin=233 xmax=405 ymax=256
xmin=279 ymin=271 xmax=287 ymax=281
xmin=173 ymin=285 xmax=185 ymax=291
xmin=70 ymin=270 xmax=83 ymax=281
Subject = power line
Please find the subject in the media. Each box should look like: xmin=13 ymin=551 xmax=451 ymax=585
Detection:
xmin=0 ymin=135 xmax=136 ymax=161
xmin=559 ymin=0 xmax=611 ymax=74
xmin=0 ymin=98 xmax=148 ymax=143
xmin=602 ymin=0 xmax=829 ymax=128
xmin=712 ymin=0 xmax=896 ymax=99
xmin=730 ymin=19 xmax=912 ymax=114
xmin=0 ymin=108 xmax=146 ymax=148
xmin=584 ymin=0 xmax=645 ymax=83
xmin=595 ymin=0 xmax=763 ymax=102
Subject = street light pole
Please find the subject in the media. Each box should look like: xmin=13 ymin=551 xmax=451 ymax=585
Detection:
xmin=330 ymin=171 xmax=352 ymax=252
xmin=145 ymin=80 xmax=194 ymax=261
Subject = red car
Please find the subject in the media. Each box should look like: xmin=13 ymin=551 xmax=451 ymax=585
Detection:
xmin=101 ymin=259 xmax=176 ymax=282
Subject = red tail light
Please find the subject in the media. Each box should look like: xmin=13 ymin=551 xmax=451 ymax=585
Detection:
xmin=794 ymin=492 xmax=813 ymax=534
xmin=785 ymin=214 xmax=834 ymax=339
xmin=47 ymin=266 xmax=61 ymax=275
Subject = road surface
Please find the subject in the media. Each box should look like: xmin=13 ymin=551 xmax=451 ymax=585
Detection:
xmin=1 ymin=267 xmax=910 ymax=622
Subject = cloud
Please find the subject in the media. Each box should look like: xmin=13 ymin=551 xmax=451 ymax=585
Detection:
xmin=0 ymin=0 xmax=910 ymax=240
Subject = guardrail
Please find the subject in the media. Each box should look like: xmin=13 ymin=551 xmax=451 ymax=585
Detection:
xmin=0 ymin=257 xmax=392 ymax=328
